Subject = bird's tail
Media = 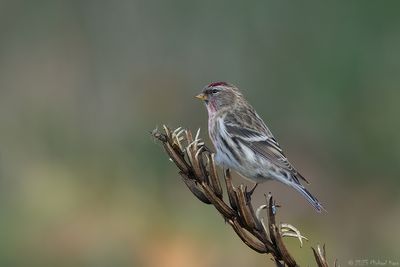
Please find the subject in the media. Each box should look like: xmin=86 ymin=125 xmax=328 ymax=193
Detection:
xmin=291 ymin=183 xmax=326 ymax=213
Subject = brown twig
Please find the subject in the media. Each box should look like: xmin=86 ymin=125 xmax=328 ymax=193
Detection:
xmin=152 ymin=125 xmax=335 ymax=267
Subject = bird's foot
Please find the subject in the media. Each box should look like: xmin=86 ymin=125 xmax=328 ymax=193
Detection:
xmin=245 ymin=183 xmax=259 ymax=200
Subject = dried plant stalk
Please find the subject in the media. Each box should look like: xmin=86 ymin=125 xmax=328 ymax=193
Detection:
xmin=152 ymin=125 xmax=336 ymax=267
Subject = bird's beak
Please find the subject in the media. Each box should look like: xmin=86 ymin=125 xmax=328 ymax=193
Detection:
xmin=195 ymin=93 xmax=207 ymax=101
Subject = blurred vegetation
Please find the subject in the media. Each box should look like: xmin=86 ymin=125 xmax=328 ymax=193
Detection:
xmin=0 ymin=1 xmax=399 ymax=266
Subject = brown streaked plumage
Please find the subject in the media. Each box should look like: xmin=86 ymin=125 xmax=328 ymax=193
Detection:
xmin=196 ymin=82 xmax=324 ymax=212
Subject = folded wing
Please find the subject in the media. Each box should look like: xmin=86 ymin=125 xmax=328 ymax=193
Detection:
xmin=224 ymin=121 xmax=309 ymax=184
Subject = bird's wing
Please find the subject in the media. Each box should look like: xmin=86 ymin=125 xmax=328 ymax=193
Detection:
xmin=224 ymin=113 xmax=309 ymax=184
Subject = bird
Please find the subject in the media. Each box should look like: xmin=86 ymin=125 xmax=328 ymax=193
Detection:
xmin=195 ymin=81 xmax=324 ymax=212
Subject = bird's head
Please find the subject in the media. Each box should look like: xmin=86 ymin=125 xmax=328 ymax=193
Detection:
xmin=195 ymin=82 xmax=242 ymax=113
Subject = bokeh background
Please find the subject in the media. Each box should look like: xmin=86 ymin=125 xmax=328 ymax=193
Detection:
xmin=1 ymin=1 xmax=400 ymax=266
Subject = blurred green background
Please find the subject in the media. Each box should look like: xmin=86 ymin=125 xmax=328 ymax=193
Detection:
xmin=1 ymin=1 xmax=400 ymax=266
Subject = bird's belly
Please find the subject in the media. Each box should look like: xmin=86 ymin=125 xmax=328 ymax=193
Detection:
xmin=216 ymin=150 xmax=274 ymax=183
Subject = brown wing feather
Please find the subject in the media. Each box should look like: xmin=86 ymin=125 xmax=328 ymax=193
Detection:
xmin=224 ymin=107 xmax=309 ymax=184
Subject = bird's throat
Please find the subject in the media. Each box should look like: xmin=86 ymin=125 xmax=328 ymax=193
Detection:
xmin=206 ymin=99 xmax=217 ymax=114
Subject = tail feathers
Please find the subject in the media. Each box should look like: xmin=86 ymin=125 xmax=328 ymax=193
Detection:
xmin=295 ymin=172 xmax=309 ymax=184
xmin=292 ymin=184 xmax=326 ymax=213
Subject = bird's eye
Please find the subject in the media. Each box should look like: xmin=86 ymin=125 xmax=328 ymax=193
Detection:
xmin=210 ymin=89 xmax=219 ymax=94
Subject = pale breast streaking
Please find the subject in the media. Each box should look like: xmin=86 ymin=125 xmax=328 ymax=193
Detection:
xmin=196 ymin=82 xmax=324 ymax=212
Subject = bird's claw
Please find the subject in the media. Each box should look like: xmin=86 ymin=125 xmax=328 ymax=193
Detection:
xmin=245 ymin=183 xmax=258 ymax=200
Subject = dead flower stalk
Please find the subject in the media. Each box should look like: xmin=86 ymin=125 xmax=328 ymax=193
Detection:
xmin=152 ymin=125 xmax=336 ymax=267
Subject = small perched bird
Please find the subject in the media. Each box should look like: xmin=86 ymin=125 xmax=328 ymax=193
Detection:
xmin=196 ymin=82 xmax=324 ymax=212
